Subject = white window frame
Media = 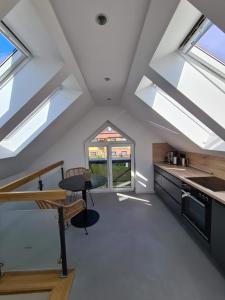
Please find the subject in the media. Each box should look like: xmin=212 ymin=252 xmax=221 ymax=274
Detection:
xmin=180 ymin=17 xmax=225 ymax=80
xmin=84 ymin=121 xmax=135 ymax=192
xmin=0 ymin=21 xmax=31 ymax=85
xmin=0 ymin=88 xmax=60 ymax=153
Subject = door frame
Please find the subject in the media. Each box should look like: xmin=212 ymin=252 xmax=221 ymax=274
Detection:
xmin=84 ymin=121 xmax=135 ymax=192
xmin=108 ymin=143 xmax=135 ymax=191
xmin=85 ymin=142 xmax=135 ymax=192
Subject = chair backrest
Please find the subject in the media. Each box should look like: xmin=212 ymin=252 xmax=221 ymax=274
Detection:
xmin=36 ymin=199 xmax=85 ymax=223
xmin=65 ymin=167 xmax=87 ymax=178
xmin=63 ymin=199 xmax=86 ymax=222
xmin=36 ymin=200 xmax=64 ymax=209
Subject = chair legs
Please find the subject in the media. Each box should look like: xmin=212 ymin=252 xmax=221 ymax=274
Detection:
xmin=84 ymin=226 xmax=88 ymax=235
xmin=82 ymin=210 xmax=88 ymax=235
xmin=88 ymin=191 xmax=94 ymax=207
xmin=65 ymin=221 xmax=70 ymax=229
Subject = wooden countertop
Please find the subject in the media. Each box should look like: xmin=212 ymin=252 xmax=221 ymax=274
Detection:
xmin=154 ymin=163 xmax=225 ymax=205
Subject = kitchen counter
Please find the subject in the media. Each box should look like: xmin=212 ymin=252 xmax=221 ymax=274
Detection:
xmin=155 ymin=163 xmax=225 ymax=205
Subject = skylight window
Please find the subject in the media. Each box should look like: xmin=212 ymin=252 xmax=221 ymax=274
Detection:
xmin=0 ymin=90 xmax=57 ymax=153
xmin=196 ymin=24 xmax=225 ymax=65
xmin=180 ymin=17 xmax=225 ymax=78
xmin=0 ymin=32 xmax=16 ymax=65
xmin=91 ymin=126 xmax=127 ymax=143
xmin=0 ymin=21 xmax=30 ymax=84
xmin=135 ymin=77 xmax=225 ymax=151
xmin=0 ymin=75 xmax=83 ymax=159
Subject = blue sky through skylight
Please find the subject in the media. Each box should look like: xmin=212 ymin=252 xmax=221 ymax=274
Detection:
xmin=0 ymin=32 xmax=16 ymax=65
xmin=196 ymin=24 xmax=225 ymax=65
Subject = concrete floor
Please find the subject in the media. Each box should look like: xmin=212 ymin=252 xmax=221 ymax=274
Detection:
xmin=65 ymin=192 xmax=225 ymax=300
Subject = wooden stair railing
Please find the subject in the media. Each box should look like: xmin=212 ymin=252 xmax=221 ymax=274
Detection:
xmin=0 ymin=190 xmax=66 ymax=202
xmin=0 ymin=160 xmax=64 ymax=192
xmin=0 ymin=269 xmax=75 ymax=300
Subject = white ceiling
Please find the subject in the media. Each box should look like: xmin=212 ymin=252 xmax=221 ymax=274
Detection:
xmin=50 ymin=0 xmax=150 ymax=104
xmin=1 ymin=0 xmax=225 ymax=179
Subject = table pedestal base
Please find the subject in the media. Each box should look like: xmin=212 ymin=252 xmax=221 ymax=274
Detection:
xmin=71 ymin=209 xmax=100 ymax=228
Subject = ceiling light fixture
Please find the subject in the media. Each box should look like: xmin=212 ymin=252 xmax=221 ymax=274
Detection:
xmin=96 ymin=14 xmax=108 ymax=25
xmin=104 ymin=77 xmax=111 ymax=81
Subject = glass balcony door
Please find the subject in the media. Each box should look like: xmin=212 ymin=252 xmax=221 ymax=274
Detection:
xmin=109 ymin=145 xmax=132 ymax=189
xmin=88 ymin=146 xmax=108 ymax=188
xmin=87 ymin=144 xmax=134 ymax=191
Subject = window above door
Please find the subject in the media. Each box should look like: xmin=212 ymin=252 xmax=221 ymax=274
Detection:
xmin=91 ymin=126 xmax=127 ymax=143
xmin=86 ymin=121 xmax=134 ymax=145
xmin=85 ymin=121 xmax=135 ymax=191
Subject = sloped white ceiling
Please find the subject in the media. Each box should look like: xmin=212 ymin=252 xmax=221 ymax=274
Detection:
xmin=1 ymin=0 xmax=225 ymax=179
xmin=50 ymin=0 xmax=150 ymax=104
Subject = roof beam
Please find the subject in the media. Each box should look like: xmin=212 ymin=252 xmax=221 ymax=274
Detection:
xmin=32 ymin=0 xmax=91 ymax=98
xmin=122 ymin=0 xmax=180 ymax=103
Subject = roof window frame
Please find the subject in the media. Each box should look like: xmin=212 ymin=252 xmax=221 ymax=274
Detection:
xmin=179 ymin=16 xmax=225 ymax=80
xmin=0 ymin=20 xmax=31 ymax=85
xmin=4 ymin=87 xmax=60 ymax=141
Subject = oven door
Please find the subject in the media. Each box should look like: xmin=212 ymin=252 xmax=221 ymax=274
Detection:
xmin=181 ymin=191 xmax=209 ymax=241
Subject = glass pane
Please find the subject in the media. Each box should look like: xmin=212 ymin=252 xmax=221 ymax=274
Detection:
xmin=0 ymin=99 xmax=52 ymax=152
xmin=111 ymin=146 xmax=132 ymax=188
xmin=0 ymin=32 xmax=16 ymax=66
xmin=91 ymin=126 xmax=127 ymax=142
xmin=136 ymin=78 xmax=225 ymax=151
xmin=20 ymin=168 xmax=62 ymax=190
xmin=0 ymin=209 xmax=61 ymax=272
xmin=196 ymin=24 xmax=225 ymax=65
xmin=88 ymin=146 xmax=108 ymax=187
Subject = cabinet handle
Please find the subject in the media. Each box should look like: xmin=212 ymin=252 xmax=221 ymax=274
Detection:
xmin=181 ymin=190 xmax=190 ymax=198
xmin=182 ymin=191 xmax=205 ymax=208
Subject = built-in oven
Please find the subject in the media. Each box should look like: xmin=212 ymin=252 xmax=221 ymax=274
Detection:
xmin=181 ymin=183 xmax=212 ymax=242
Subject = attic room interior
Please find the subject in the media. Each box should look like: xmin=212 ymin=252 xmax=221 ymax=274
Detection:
xmin=2 ymin=0 xmax=225 ymax=299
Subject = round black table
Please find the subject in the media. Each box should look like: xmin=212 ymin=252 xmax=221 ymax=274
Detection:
xmin=58 ymin=174 xmax=106 ymax=228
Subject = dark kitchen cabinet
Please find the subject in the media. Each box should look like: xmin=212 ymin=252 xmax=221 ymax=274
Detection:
xmin=154 ymin=166 xmax=182 ymax=216
xmin=211 ymin=199 xmax=225 ymax=272
xmin=154 ymin=165 xmax=225 ymax=274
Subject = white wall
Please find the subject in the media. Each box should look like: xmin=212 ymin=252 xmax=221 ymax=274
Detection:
xmin=24 ymin=106 xmax=163 ymax=193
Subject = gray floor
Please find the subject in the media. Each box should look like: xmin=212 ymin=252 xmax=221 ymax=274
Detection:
xmin=65 ymin=192 xmax=225 ymax=300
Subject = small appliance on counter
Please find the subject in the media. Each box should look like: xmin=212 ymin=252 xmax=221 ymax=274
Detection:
xmin=173 ymin=156 xmax=177 ymax=165
xmin=180 ymin=153 xmax=187 ymax=167
xmin=166 ymin=151 xmax=178 ymax=164
xmin=166 ymin=151 xmax=173 ymax=164
xmin=166 ymin=151 xmax=187 ymax=166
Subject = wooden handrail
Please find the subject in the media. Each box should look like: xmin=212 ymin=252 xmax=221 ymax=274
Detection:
xmin=0 ymin=269 xmax=75 ymax=299
xmin=0 ymin=190 xmax=66 ymax=202
xmin=0 ymin=161 xmax=64 ymax=192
